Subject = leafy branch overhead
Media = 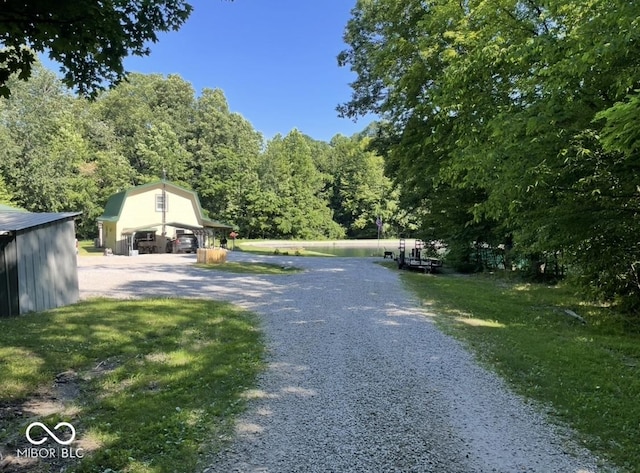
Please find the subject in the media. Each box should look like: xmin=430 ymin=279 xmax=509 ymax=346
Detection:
xmin=339 ymin=0 xmax=640 ymax=312
xmin=0 ymin=0 xmax=194 ymax=97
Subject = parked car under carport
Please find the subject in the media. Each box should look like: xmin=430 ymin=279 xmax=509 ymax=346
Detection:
xmin=171 ymin=234 xmax=199 ymax=254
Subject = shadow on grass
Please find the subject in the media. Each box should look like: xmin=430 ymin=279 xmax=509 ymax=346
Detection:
xmin=77 ymin=240 xmax=104 ymax=256
xmin=398 ymin=270 xmax=640 ymax=471
xmin=0 ymin=298 xmax=264 ymax=473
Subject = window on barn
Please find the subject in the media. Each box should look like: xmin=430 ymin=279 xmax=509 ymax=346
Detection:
xmin=155 ymin=194 xmax=168 ymax=212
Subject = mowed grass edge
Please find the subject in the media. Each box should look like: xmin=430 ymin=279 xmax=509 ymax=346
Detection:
xmin=195 ymin=261 xmax=302 ymax=274
xmin=398 ymin=270 xmax=640 ymax=472
xmin=0 ymin=298 xmax=264 ymax=473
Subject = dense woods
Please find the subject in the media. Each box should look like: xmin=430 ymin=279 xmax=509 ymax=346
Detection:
xmin=339 ymin=0 xmax=640 ymax=313
xmin=0 ymin=64 xmax=401 ymax=240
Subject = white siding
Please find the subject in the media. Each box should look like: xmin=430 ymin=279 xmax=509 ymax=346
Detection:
xmin=112 ymin=185 xmax=203 ymax=254
xmin=118 ymin=186 xmax=201 ymax=233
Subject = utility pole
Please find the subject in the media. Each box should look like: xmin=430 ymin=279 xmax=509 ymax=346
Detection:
xmin=162 ymin=168 xmax=167 ymax=237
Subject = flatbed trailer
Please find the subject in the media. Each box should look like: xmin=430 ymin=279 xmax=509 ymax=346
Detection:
xmin=402 ymin=256 xmax=442 ymax=273
xmin=397 ymin=239 xmax=442 ymax=273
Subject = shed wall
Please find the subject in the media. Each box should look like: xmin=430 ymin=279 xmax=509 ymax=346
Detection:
xmin=16 ymin=220 xmax=79 ymax=314
xmin=0 ymin=236 xmax=19 ymax=317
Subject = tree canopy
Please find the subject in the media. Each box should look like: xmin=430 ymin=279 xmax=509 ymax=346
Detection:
xmin=0 ymin=0 xmax=193 ymax=97
xmin=340 ymin=0 xmax=640 ymax=312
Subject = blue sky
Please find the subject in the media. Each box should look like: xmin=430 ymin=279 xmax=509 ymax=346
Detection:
xmin=117 ymin=0 xmax=373 ymax=142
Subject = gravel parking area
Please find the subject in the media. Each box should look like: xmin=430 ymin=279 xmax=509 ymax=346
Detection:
xmin=78 ymin=253 xmax=604 ymax=472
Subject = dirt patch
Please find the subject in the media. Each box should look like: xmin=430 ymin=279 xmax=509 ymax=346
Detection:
xmin=0 ymin=359 xmax=120 ymax=472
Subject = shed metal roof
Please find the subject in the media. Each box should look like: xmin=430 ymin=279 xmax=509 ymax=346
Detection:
xmin=0 ymin=212 xmax=81 ymax=233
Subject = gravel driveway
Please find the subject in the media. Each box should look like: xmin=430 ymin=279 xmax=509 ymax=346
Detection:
xmin=78 ymin=253 xmax=605 ymax=473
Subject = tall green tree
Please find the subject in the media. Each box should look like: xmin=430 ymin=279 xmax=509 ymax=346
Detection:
xmin=258 ymin=130 xmax=344 ymax=239
xmin=0 ymin=64 xmax=109 ymax=236
xmin=0 ymin=175 xmax=14 ymax=205
xmin=328 ymin=134 xmax=394 ymax=238
xmin=74 ymin=100 xmax=137 ymax=202
xmin=189 ymin=88 xmax=263 ymax=230
xmin=136 ymin=122 xmax=193 ymax=185
xmin=97 ymin=73 xmax=195 ymax=182
xmin=0 ymin=65 xmax=79 ymax=211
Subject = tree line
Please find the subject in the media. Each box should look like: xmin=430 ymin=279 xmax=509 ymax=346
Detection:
xmin=0 ymin=64 xmax=409 ymax=241
xmin=339 ymin=0 xmax=640 ymax=314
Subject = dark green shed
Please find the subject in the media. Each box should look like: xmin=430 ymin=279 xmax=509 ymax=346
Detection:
xmin=0 ymin=209 xmax=80 ymax=316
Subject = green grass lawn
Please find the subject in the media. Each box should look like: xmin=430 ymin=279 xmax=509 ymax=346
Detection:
xmin=234 ymin=243 xmax=335 ymax=257
xmin=0 ymin=298 xmax=264 ymax=473
xmin=399 ymin=269 xmax=640 ymax=472
xmin=196 ymin=261 xmax=302 ymax=274
xmin=77 ymin=240 xmax=104 ymax=256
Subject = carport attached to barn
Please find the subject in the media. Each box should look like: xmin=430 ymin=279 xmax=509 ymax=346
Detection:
xmin=165 ymin=220 xmax=234 ymax=248
xmin=0 ymin=211 xmax=80 ymax=316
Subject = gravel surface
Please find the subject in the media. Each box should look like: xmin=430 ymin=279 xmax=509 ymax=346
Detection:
xmin=78 ymin=253 xmax=606 ymax=473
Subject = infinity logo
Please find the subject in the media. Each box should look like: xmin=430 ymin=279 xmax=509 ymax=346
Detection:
xmin=26 ymin=422 xmax=76 ymax=445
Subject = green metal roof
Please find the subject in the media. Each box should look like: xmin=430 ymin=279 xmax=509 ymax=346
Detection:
xmin=99 ymin=190 xmax=127 ymax=221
